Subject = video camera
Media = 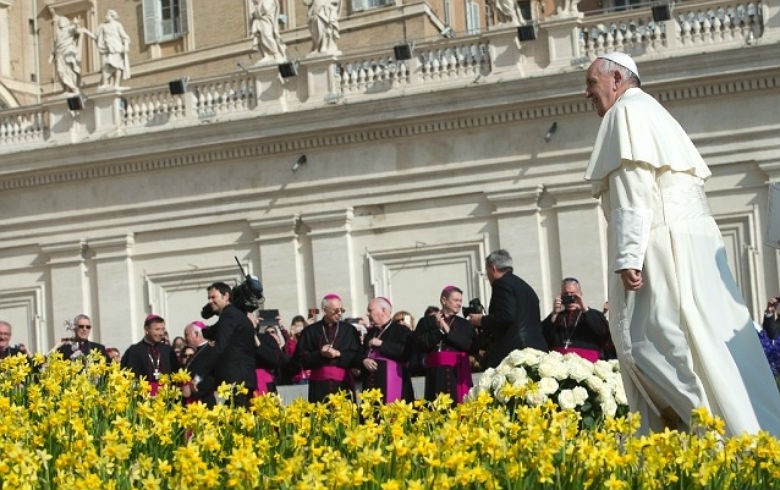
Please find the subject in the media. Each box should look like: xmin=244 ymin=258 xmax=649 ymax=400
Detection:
xmin=201 ymin=257 xmax=264 ymax=319
xmin=462 ymin=298 xmax=484 ymax=317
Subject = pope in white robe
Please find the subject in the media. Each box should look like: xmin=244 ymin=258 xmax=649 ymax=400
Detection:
xmin=584 ymin=52 xmax=780 ymax=436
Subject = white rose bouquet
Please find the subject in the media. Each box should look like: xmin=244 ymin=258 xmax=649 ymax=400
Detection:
xmin=467 ymin=348 xmax=629 ymax=428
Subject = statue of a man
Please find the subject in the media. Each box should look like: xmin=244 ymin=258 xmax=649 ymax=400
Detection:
xmin=489 ymin=0 xmax=524 ymax=25
xmin=303 ymin=0 xmax=341 ymax=55
xmin=49 ymin=11 xmax=95 ymax=95
xmin=250 ymin=0 xmax=287 ymax=63
xmin=95 ymin=9 xmax=131 ymax=89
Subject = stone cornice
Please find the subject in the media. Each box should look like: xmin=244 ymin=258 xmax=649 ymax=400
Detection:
xmin=0 ymin=68 xmax=777 ymax=192
xmin=249 ymin=215 xmax=301 ymax=242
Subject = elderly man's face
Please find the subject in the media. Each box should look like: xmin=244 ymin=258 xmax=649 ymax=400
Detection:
xmin=585 ymin=60 xmax=620 ymax=117
xmin=74 ymin=318 xmax=92 ymax=341
xmin=322 ymin=300 xmax=344 ymax=325
xmin=0 ymin=324 xmax=10 ymax=349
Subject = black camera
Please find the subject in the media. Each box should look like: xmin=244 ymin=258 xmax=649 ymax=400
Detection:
xmin=561 ymin=294 xmax=577 ymax=306
xmin=200 ymin=257 xmax=264 ymax=319
xmin=462 ymin=298 xmax=484 ymax=317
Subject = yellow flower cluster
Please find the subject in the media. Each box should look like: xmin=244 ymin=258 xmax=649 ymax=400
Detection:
xmin=0 ymin=351 xmax=778 ymax=489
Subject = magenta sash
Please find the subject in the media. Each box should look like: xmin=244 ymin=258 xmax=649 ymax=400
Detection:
xmin=255 ymin=368 xmax=275 ymax=395
xmin=425 ymin=351 xmax=472 ymax=403
xmin=310 ymin=365 xmax=347 ymax=382
xmin=554 ymin=346 xmax=600 ymax=363
xmin=369 ymin=351 xmax=403 ymax=403
xmin=149 ymin=381 xmax=160 ymax=397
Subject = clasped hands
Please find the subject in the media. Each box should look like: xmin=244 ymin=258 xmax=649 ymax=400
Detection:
xmin=320 ymin=344 xmax=341 ymax=358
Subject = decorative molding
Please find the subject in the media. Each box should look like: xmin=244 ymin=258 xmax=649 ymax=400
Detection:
xmin=0 ymin=73 xmax=777 ymax=191
xmin=0 ymin=285 xmax=46 ymax=352
xmin=301 ymin=208 xmax=354 ymax=236
xmin=144 ymin=264 xmax=245 ymax=319
xmin=248 ymin=215 xmax=300 ymax=242
xmin=40 ymin=239 xmax=87 ymax=266
xmin=485 ymin=185 xmax=544 ymax=214
xmin=87 ymin=233 xmax=135 ymax=260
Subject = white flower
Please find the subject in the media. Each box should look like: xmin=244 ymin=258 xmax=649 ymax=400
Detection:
xmin=537 ymin=357 xmax=568 ymax=380
xmin=538 ymin=377 xmax=559 ymax=395
xmin=572 ymin=386 xmax=589 ymax=406
xmin=506 ymin=367 xmax=528 ymax=386
xmin=585 ymin=375 xmax=605 ymax=393
xmin=508 ymin=348 xmax=545 ymax=367
xmin=601 ymin=399 xmax=618 ymax=417
xmin=525 ymin=389 xmax=547 ymax=406
xmin=495 ymin=363 xmax=512 ymax=377
xmin=478 ymin=368 xmax=495 ymax=390
xmin=565 ymin=356 xmax=594 ymax=382
xmin=490 ymin=374 xmax=507 ymax=392
xmin=557 ymin=389 xmax=577 ymax=410
xmin=614 ymin=383 xmax=627 ymax=405
xmin=593 ymin=360 xmax=615 ymax=380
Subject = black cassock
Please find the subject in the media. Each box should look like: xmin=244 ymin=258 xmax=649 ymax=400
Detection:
xmin=120 ymin=339 xmax=179 ymax=392
xmin=415 ymin=314 xmax=475 ymax=403
xmin=294 ymin=320 xmax=361 ymax=403
xmin=185 ymin=343 xmax=219 ymax=407
xmin=361 ymin=321 xmax=415 ymax=403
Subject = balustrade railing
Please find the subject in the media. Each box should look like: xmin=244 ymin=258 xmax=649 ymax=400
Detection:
xmin=0 ymin=0 xmax=773 ymax=152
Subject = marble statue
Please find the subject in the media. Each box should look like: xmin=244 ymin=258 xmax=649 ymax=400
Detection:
xmin=95 ymin=9 xmax=131 ymax=89
xmin=250 ymin=0 xmax=287 ymax=63
xmin=303 ymin=0 xmax=341 ymax=55
xmin=49 ymin=10 xmax=95 ymax=95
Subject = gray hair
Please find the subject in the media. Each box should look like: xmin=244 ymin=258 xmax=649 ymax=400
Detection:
xmin=597 ymin=59 xmax=641 ymax=88
xmin=485 ymin=249 xmax=513 ymax=272
xmin=73 ymin=313 xmax=90 ymax=325
xmin=0 ymin=320 xmax=10 ymax=331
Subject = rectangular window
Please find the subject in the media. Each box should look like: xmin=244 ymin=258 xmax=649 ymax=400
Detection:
xmin=143 ymin=0 xmax=189 ymax=44
xmin=352 ymin=0 xmax=393 ymax=13
xmin=466 ymin=0 xmax=480 ymax=35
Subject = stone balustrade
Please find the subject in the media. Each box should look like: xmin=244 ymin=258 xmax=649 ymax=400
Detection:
xmin=1 ymin=0 xmax=775 ymax=153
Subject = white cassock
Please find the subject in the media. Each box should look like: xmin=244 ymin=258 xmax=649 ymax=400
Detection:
xmin=585 ymin=87 xmax=780 ymax=436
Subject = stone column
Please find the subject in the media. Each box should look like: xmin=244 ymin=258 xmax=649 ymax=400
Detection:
xmin=90 ymin=89 xmax=124 ymax=135
xmin=486 ymin=186 xmax=545 ymax=292
xmin=41 ymin=239 xmax=89 ymax=344
xmin=249 ymin=214 xmax=303 ymax=320
xmin=300 ymin=208 xmax=358 ymax=313
xmin=539 ymin=12 xmax=583 ymax=70
xmin=299 ymin=54 xmax=339 ymax=104
xmin=545 ymin=182 xmax=608 ymax=308
xmin=88 ymin=233 xmax=137 ymax=349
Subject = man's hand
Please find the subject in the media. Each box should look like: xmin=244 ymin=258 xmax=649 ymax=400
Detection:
xmin=368 ymin=337 xmax=382 ymax=348
xmin=468 ymin=313 xmax=483 ymax=327
xmin=620 ymin=269 xmax=643 ymax=291
xmin=363 ymin=358 xmax=378 ymax=372
xmin=320 ymin=345 xmax=341 ymax=358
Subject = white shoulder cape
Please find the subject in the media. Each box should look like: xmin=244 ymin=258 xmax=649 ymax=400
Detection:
xmin=584 ymin=88 xmax=711 ymax=186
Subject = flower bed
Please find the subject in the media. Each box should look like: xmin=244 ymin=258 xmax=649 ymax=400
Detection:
xmin=0 ymin=352 xmax=778 ymax=489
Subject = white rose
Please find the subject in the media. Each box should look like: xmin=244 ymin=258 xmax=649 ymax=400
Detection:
xmin=597 ymin=385 xmax=613 ymax=403
xmin=565 ymin=356 xmax=594 ymax=382
xmin=557 ymin=389 xmax=577 ymax=410
xmin=585 ymin=375 xmax=605 ymax=393
xmin=478 ymin=368 xmax=495 ymax=389
xmin=506 ymin=367 xmax=528 ymax=386
xmin=490 ymin=373 xmax=507 ymax=392
xmin=601 ymin=399 xmax=618 ymax=417
xmin=495 ymin=363 xmax=512 ymax=377
xmin=525 ymin=389 xmax=547 ymax=406
xmin=572 ymin=386 xmax=589 ymax=406
xmin=537 ymin=358 xmax=568 ymax=380
xmin=538 ymin=377 xmax=559 ymax=395
xmin=593 ymin=360 xmax=614 ymax=380
xmin=614 ymin=383 xmax=627 ymax=405
xmin=505 ymin=349 xmax=525 ymax=366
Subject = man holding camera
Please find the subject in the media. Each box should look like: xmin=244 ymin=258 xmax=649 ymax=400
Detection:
xmin=0 ymin=320 xmax=30 ymax=359
xmin=468 ymin=249 xmax=547 ymax=368
xmin=763 ymin=296 xmax=780 ymax=339
xmin=202 ymin=282 xmax=257 ymax=407
xmin=541 ymin=278 xmax=610 ymax=362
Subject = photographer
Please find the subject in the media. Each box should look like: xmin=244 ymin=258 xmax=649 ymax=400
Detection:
xmin=0 ymin=320 xmax=31 ymax=360
xmin=201 ymin=282 xmax=257 ymax=407
xmin=763 ymin=296 xmax=780 ymax=339
xmin=467 ymin=249 xmax=547 ymax=368
xmin=541 ymin=277 xmax=610 ymax=362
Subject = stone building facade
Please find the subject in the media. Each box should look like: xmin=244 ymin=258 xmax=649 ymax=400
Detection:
xmin=0 ymin=0 xmax=777 ymax=354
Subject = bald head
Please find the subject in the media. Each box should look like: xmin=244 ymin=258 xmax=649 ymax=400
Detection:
xmin=367 ymin=297 xmax=392 ymax=326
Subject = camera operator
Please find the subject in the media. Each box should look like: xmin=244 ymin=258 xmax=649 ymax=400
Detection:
xmin=0 ymin=320 xmax=31 ymax=360
xmin=201 ymin=282 xmax=257 ymax=407
xmin=467 ymin=249 xmax=547 ymax=368
xmin=763 ymin=296 xmax=780 ymax=339
xmin=542 ymin=277 xmax=610 ymax=362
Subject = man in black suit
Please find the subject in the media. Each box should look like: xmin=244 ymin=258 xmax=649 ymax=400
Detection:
xmin=202 ymin=282 xmax=257 ymax=407
xmin=468 ymin=249 xmax=547 ymax=368
xmin=181 ymin=321 xmax=218 ymax=407
xmin=121 ymin=314 xmax=179 ymax=395
xmin=56 ymin=314 xmax=110 ymax=362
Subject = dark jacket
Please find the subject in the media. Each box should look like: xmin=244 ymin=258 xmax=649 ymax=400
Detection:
xmin=120 ymin=339 xmax=179 ymax=382
xmin=185 ymin=343 xmax=219 ymax=406
xmin=480 ymin=272 xmax=547 ymax=368
xmin=202 ymin=304 xmax=257 ymax=391
xmin=57 ymin=340 xmax=109 ymax=362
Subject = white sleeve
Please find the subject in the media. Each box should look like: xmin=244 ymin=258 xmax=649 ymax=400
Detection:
xmin=608 ymin=161 xmax=655 ymax=272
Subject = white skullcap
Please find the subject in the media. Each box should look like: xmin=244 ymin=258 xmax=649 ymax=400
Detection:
xmin=597 ymin=52 xmax=640 ymax=81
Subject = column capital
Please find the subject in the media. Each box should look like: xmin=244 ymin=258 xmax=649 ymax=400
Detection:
xmin=40 ymin=239 xmax=87 ymax=266
xmin=87 ymin=233 xmax=135 ymax=259
xmin=301 ymin=208 xmax=354 ymax=236
xmin=486 ymin=185 xmax=543 ymax=214
xmin=248 ymin=214 xmax=300 ymax=242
